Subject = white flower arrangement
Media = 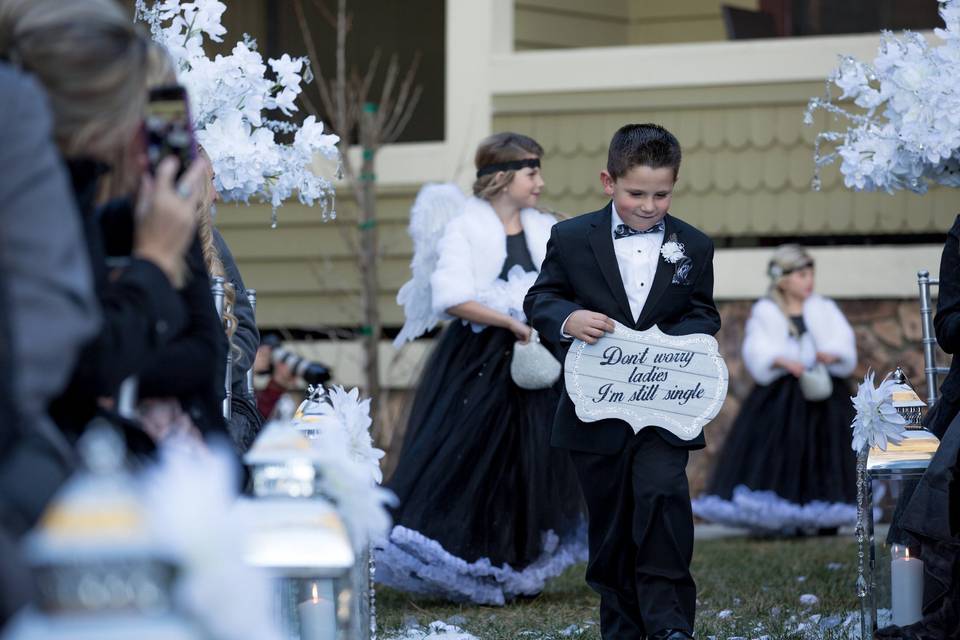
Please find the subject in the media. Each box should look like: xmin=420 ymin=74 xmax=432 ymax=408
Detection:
xmin=134 ymin=0 xmax=340 ymax=223
xmin=288 ymin=385 xmax=395 ymax=548
xmin=312 ymin=385 xmax=386 ymax=484
xmin=805 ymin=0 xmax=960 ymax=193
xmin=850 ymin=370 xmax=908 ymax=451
xmin=309 ymin=422 xmax=396 ymax=549
xmin=660 ymin=240 xmax=686 ymax=264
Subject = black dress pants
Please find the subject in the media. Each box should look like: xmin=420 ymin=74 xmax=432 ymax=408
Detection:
xmin=570 ymin=428 xmax=695 ymax=639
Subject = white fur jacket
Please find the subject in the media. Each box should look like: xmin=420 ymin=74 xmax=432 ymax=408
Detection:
xmin=742 ymin=294 xmax=857 ymax=386
xmin=430 ymin=196 xmax=556 ymax=322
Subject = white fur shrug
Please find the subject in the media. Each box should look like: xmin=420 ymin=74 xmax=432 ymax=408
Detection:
xmin=742 ymin=294 xmax=857 ymax=386
xmin=430 ymin=196 xmax=556 ymax=318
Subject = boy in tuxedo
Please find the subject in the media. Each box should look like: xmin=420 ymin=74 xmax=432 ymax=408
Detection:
xmin=524 ymin=124 xmax=720 ymax=640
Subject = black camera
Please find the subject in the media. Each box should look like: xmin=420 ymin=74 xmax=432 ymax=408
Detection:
xmin=262 ymin=335 xmax=332 ymax=386
xmin=145 ymin=85 xmax=197 ymax=180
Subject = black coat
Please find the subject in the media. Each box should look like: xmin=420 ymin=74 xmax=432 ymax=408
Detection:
xmin=49 ymin=160 xmax=188 ymax=440
xmin=902 ymin=215 xmax=960 ymax=544
xmin=138 ymin=235 xmax=228 ymax=437
xmin=927 ymin=215 xmax=960 ymax=439
xmin=524 ymin=204 xmax=721 ymax=455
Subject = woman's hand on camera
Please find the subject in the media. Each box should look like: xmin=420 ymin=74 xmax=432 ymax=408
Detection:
xmin=134 ymin=156 xmax=206 ymax=286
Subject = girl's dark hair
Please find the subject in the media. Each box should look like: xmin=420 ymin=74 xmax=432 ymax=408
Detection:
xmin=606 ymin=123 xmax=682 ymax=180
xmin=472 ymin=132 xmax=543 ymax=199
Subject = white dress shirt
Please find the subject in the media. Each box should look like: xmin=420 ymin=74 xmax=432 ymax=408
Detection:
xmin=611 ymin=203 xmax=664 ymax=323
xmin=560 ymin=204 xmax=665 ymax=338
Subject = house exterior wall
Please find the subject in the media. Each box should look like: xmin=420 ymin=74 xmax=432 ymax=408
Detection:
xmin=514 ymin=0 xmax=761 ymax=49
xmin=210 ymin=0 xmax=956 ymax=491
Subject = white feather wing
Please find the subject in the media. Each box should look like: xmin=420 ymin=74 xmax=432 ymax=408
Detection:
xmin=393 ymin=183 xmax=467 ymax=348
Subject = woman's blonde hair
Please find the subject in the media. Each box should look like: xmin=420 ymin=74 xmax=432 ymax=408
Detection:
xmin=472 ymin=132 xmax=544 ymax=200
xmin=195 ymin=151 xmax=238 ymax=346
xmin=146 ymin=39 xmax=178 ymax=87
xmin=0 ymin=0 xmax=148 ymax=160
xmin=767 ymin=243 xmax=814 ymax=335
xmin=99 ymin=40 xmax=180 ymax=202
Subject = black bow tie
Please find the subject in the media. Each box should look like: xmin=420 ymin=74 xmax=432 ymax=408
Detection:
xmin=614 ymin=222 xmax=664 ymax=239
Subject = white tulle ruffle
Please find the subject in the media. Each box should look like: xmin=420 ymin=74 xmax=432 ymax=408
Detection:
xmin=468 ymin=266 xmax=539 ymax=332
xmin=374 ymin=524 xmax=587 ymax=605
xmin=692 ymin=485 xmax=858 ymax=534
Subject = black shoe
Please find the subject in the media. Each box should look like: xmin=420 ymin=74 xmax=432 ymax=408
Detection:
xmin=650 ymin=630 xmax=694 ymax=640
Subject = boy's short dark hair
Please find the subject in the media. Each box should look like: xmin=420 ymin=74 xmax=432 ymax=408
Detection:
xmin=606 ymin=123 xmax=682 ymax=180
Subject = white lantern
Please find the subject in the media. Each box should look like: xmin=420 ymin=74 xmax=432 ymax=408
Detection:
xmin=239 ymin=425 xmax=355 ymax=640
xmin=4 ymin=425 xmax=202 ymax=640
xmin=857 ymin=369 xmax=938 ymax=636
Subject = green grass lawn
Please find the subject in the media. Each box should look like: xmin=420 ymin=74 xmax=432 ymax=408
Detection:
xmin=377 ymin=535 xmax=863 ymax=639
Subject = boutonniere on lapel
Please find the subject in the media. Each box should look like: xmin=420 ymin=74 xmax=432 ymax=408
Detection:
xmin=660 ymin=233 xmax=694 ymax=285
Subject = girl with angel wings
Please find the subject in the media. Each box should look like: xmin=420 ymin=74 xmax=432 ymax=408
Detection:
xmin=376 ymin=133 xmax=585 ymax=605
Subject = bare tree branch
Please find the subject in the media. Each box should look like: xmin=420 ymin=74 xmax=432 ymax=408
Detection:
xmin=293 ymin=0 xmax=338 ymax=126
xmin=360 ymin=49 xmax=382 ymax=104
xmin=308 ymin=0 xmax=350 ymax=32
xmin=381 ymin=53 xmax=423 ymax=143
xmin=376 ymin=54 xmax=401 ymax=126
xmin=293 ymin=0 xmax=422 ymax=440
xmin=383 ymin=85 xmax=423 ymax=144
xmin=297 ymin=88 xmax=321 ymax=120
xmin=307 ymin=0 xmax=335 ymax=27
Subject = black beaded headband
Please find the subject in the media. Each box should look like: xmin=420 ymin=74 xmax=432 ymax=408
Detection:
xmin=476 ymin=157 xmax=540 ymax=178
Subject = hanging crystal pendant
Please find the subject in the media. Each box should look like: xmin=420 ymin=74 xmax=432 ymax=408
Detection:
xmin=328 ymin=192 xmax=337 ymax=222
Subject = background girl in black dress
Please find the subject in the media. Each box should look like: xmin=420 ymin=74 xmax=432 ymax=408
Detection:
xmin=693 ymin=244 xmax=859 ymax=535
xmin=377 ymin=133 xmax=584 ymax=605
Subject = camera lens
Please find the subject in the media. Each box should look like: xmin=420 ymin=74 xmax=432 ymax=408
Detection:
xmin=301 ymin=363 xmax=332 ymax=386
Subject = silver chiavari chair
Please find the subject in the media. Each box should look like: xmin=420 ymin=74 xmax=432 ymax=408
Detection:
xmin=245 ymin=288 xmax=257 ymax=398
xmin=211 ymin=276 xmax=232 ymax=419
xmin=918 ymin=270 xmax=950 ymax=406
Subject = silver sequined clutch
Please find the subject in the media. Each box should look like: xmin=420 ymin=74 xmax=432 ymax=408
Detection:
xmin=510 ymin=329 xmax=561 ymax=390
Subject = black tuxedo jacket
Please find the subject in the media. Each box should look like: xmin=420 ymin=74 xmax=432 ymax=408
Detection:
xmin=524 ymin=203 xmax=721 ymax=455
xmin=926 ymin=215 xmax=960 ymax=438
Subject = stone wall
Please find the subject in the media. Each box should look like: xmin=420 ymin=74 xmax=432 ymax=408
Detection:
xmin=378 ymin=298 xmax=945 ymax=495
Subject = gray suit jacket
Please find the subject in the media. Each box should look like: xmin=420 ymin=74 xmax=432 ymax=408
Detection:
xmin=0 ymin=64 xmax=99 ymax=537
xmin=0 ymin=64 xmax=99 ymax=456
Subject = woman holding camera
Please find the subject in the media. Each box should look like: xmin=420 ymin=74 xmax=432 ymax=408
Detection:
xmin=0 ymin=0 xmax=209 ymax=443
xmin=132 ymin=46 xmax=257 ymax=446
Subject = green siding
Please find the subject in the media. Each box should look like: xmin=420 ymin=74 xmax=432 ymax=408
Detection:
xmin=493 ymin=82 xmax=960 ymax=236
xmin=216 ymin=188 xmax=416 ymax=328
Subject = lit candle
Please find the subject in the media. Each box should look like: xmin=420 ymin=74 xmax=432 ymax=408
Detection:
xmin=298 ymin=582 xmax=336 ymax=640
xmin=891 ymin=545 xmax=924 ymax=626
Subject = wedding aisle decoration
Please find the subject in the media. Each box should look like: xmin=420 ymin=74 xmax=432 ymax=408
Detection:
xmin=805 ymin=0 xmax=960 ymax=193
xmin=805 ymin=3 xmax=960 ymax=633
xmin=134 ymin=0 xmax=340 ymax=225
xmin=850 ymin=371 xmax=908 ymax=452
xmin=7 ymin=426 xmax=282 ymax=640
xmin=286 ymin=384 xmax=395 ymax=546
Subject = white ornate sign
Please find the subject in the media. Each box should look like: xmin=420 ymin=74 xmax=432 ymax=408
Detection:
xmin=564 ymin=322 xmax=729 ymax=440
